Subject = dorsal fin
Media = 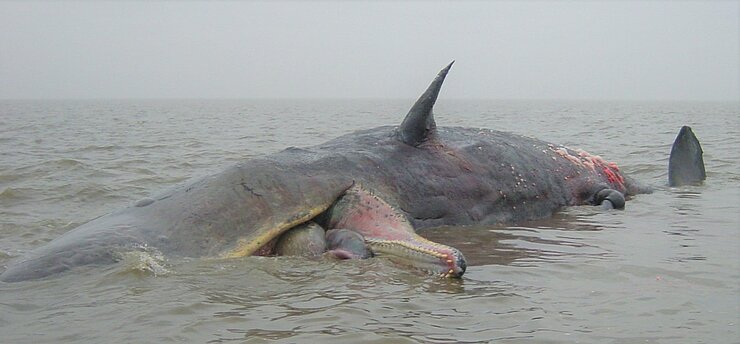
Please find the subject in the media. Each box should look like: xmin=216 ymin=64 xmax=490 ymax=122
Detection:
xmin=398 ymin=61 xmax=454 ymax=146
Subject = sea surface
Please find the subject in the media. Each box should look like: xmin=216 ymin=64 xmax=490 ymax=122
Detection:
xmin=0 ymin=99 xmax=738 ymax=343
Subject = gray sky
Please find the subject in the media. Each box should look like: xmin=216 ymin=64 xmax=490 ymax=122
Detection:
xmin=1 ymin=1 xmax=737 ymax=101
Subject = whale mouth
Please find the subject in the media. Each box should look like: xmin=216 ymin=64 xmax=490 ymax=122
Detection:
xmin=226 ymin=181 xmax=467 ymax=278
xmin=366 ymin=237 xmax=466 ymax=278
xmin=268 ymin=223 xmax=467 ymax=278
xmin=267 ymin=219 xmax=466 ymax=278
xmin=249 ymin=183 xmax=468 ymax=278
xmin=321 ymin=183 xmax=467 ymax=278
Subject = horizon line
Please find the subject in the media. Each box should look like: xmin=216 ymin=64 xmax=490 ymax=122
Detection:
xmin=1 ymin=97 xmax=738 ymax=103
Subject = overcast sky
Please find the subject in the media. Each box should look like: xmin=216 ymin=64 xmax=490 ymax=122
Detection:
xmin=0 ymin=1 xmax=737 ymax=101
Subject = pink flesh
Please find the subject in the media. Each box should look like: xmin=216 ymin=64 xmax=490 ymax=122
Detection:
xmin=327 ymin=185 xmax=415 ymax=241
xmin=326 ymin=184 xmax=465 ymax=277
xmin=326 ymin=249 xmax=360 ymax=260
xmin=250 ymin=184 xmax=466 ymax=277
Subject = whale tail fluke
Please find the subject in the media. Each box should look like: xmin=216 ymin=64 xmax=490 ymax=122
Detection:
xmin=668 ymin=126 xmax=706 ymax=186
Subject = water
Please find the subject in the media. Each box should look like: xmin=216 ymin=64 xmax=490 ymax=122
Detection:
xmin=1 ymin=99 xmax=738 ymax=343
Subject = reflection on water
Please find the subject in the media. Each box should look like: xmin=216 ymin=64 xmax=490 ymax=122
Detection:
xmin=422 ymin=208 xmax=617 ymax=267
xmin=0 ymin=99 xmax=738 ymax=343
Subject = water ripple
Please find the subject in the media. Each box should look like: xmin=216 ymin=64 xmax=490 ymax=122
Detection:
xmin=0 ymin=99 xmax=737 ymax=343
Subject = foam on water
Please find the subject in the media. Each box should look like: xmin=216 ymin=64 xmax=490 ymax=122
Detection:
xmin=116 ymin=245 xmax=171 ymax=278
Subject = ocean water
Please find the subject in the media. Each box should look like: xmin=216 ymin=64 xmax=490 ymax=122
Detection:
xmin=0 ymin=99 xmax=738 ymax=343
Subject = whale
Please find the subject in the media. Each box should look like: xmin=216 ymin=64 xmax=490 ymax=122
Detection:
xmin=669 ymin=126 xmax=706 ymax=186
xmin=0 ymin=62 xmax=704 ymax=282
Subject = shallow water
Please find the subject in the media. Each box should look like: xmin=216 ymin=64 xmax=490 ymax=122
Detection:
xmin=0 ymin=99 xmax=738 ymax=343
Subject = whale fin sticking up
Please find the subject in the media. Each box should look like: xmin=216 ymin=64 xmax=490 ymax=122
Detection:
xmin=399 ymin=61 xmax=454 ymax=146
xmin=668 ymin=125 xmax=706 ymax=186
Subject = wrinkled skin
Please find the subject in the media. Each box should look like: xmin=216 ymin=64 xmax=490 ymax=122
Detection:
xmin=0 ymin=124 xmax=644 ymax=282
xmin=0 ymin=63 xmax=650 ymax=282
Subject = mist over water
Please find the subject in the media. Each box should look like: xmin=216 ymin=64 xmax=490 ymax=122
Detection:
xmin=0 ymin=99 xmax=738 ymax=343
xmin=1 ymin=2 xmax=737 ymax=101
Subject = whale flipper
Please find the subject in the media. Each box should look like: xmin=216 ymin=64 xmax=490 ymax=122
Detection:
xmin=668 ymin=126 xmax=706 ymax=186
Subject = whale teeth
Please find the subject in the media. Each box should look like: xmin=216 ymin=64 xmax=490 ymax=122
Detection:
xmin=366 ymin=238 xmax=450 ymax=260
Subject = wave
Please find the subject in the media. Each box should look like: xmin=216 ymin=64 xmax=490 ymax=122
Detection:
xmin=113 ymin=246 xmax=171 ymax=278
xmin=0 ymin=187 xmax=32 ymax=202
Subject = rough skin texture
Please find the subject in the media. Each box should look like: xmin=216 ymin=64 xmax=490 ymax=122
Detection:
xmin=0 ymin=125 xmax=645 ymax=282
